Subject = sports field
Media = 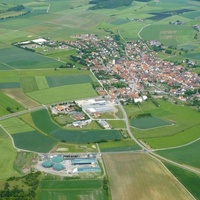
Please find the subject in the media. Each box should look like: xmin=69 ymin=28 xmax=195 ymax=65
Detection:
xmin=130 ymin=117 xmax=172 ymax=129
xmin=38 ymin=179 xmax=108 ymax=200
xmin=103 ymin=153 xmax=193 ymax=200
xmin=31 ymin=109 xmax=121 ymax=144
xmin=157 ymin=139 xmax=200 ymax=168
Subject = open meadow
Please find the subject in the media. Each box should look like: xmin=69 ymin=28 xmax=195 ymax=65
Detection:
xmin=37 ymin=179 xmax=108 ymax=200
xmin=157 ymin=139 xmax=200 ymax=168
xmin=164 ymin=162 xmax=200 ymax=200
xmin=124 ymin=100 xmax=200 ymax=148
xmin=103 ymin=153 xmax=193 ymax=200
xmin=0 ymin=127 xmax=19 ymax=179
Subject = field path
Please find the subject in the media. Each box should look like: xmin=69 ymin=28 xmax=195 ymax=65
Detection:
xmin=154 ymin=136 xmax=200 ymax=151
xmin=137 ymin=24 xmax=151 ymax=39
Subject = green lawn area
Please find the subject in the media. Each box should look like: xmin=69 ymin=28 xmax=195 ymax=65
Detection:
xmin=31 ymin=109 xmax=121 ymax=144
xmin=27 ymin=83 xmax=98 ymax=104
xmin=130 ymin=117 xmax=172 ymax=129
xmin=164 ymin=162 xmax=200 ymax=200
xmin=0 ymin=127 xmax=19 ymax=180
xmin=107 ymin=120 xmax=126 ymax=129
xmin=99 ymin=140 xmax=141 ymax=152
xmin=157 ymin=139 xmax=200 ymax=168
xmin=37 ymin=179 xmax=108 ymax=200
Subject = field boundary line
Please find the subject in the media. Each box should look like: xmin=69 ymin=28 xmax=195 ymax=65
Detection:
xmin=137 ymin=24 xmax=151 ymax=39
xmin=0 ymin=61 xmax=16 ymax=70
xmin=0 ymin=125 xmax=34 ymax=153
xmin=46 ymin=4 xmax=51 ymax=13
xmin=149 ymin=154 xmax=196 ymax=200
xmin=155 ymin=137 xmax=200 ymax=151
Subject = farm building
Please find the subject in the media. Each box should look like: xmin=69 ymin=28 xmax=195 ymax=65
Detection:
xmin=78 ymin=167 xmax=101 ymax=173
xmin=51 ymin=155 xmax=64 ymax=163
xmin=42 ymin=160 xmax=53 ymax=168
xmin=71 ymin=158 xmax=98 ymax=165
xmin=53 ymin=163 xmax=64 ymax=171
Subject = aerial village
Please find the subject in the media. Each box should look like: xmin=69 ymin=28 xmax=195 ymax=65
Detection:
xmin=12 ymin=34 xmax=200 ymax=176
xmin=15 ymin=34 xmax=200 ymax=105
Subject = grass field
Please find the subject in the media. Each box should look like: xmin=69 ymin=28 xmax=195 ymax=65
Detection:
xmin=130 ymin=117 xmax=172 ymax=129
xmin=0 ymin=46 xmax=61 ymax=69
xmin=103 ymin=153 xmax=193 ymax=200
xmin=0 ymin=127 xmax=19 ymax=180
xmin=164 ymin=162 xmax=200 ymax=200
xmin=3 ymin=88 xmax=39 ymax=108
xmin=107 ymin=120 xmax=126 ymax=129
xmin=157 ymin=139 xmax=200 ymax=168
xmin=99 ymin=140 xmax=141 ymax=152
xmin=27 ymin=83 xmax=98 ymax=104
xmin=38 ymin=179 xmax=108 ymax=200
xmin=0 ymin=91 xmax=24 ymax=115
xmin=12 ymin=131 xmax=58 ymax=152
xmin=46 ymin=75 xmax=93 ymax=87
xmin=124 ymin=100 xmax=200 ymax=148
xmin=1 ymin=117 xmax=34 ymax=134
xmin=31 ymin=109 xmax=121 ymax=143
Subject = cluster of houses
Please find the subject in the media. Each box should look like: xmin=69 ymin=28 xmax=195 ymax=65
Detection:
xmin=50 ymin=102 xmax=91 ymax=128
xmin=193 ymin=24 xmax=200 ymax=32
xmin=65 ymin=34 xmax=199 ymax=103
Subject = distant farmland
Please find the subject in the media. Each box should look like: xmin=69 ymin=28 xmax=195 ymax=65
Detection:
xmin=38 ymin=179 xmax=108 ymax=200
xmin=27 ymin=83 xmax=98 ymax=104
xmin=0 ymin=46 xmax=61 ymax=69
xmin=103 ymin=153 xmax=193 ymax=200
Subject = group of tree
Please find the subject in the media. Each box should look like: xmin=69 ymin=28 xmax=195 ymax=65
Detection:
xmin=0 ymin=172 xmax=41 ymax=199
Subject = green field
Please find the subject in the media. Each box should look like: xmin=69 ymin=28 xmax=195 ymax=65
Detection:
xmin=0 ymin=91 xmax=24 ymax=115
xmin=38 ymin=179 xmax=108 ymax=200
xmin=107 ymin=120 xmax=126 ymax=129
xmin=164 ymin=162 xmax=200 ymax=200
xmin=0 ymin=46 xmax=61 ymax=69
xmin=1 ymin=117 xmax=34 ymax=134
xmin=99 ymin=140 xmax=141 ymax=152
xmin=157 ymin=139 xmax=200 ymax=168
xmin=46 ymin=75 xmax=93 ymax=87
xmin=27 ymin=83 xmax=97 ymax=104
xmin=12 ymin=131 xmax=57 ymax=152
xmin=31 ymin=109 xmax=121 ymax=144
xmin=103 ymin=153 xmax=193 ymax=200
xmin=125 ymin=100 xmax=200 ymax=148
xmin=0 ymin=127 xmax=19 ymax=179
xmin=130 ymin=117 xmax=172 ymax=129
xmin=20 ymin=76 xmax=38 ymax=93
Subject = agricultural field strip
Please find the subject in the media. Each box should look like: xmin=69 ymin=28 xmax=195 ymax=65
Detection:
xmin=149 ymin=154 xmax=196 ymax=200
xmin=155 ymin=137 xmax=200 ymax=151
xmin=0 ymin=60 xmax=15 ymax=70
xmin=150 ymin=151 xmax=200 ymax=175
